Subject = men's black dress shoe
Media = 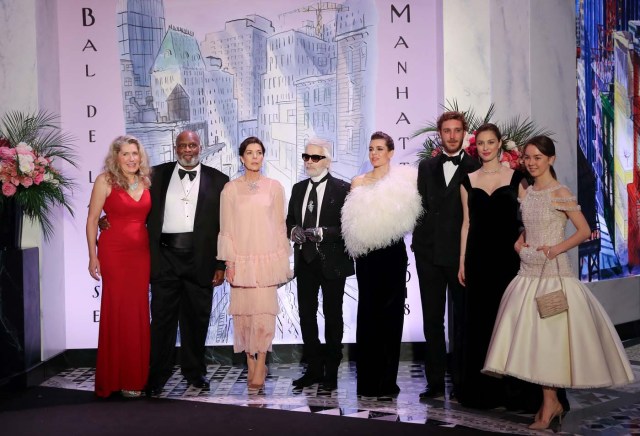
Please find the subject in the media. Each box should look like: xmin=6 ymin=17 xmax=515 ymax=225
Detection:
xmin=419 ymin=386 xmax=445 ymax=399
xmin=292 ymin=373 xmax=323 ymax=388
xmin=320 ymin=378 xmax=338 ymax=391
xmin=187 ymin=376 xmax=210 ymax=389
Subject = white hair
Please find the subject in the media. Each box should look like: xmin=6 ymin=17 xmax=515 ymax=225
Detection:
xmin=306 ymin=138 xmax=333 ymax=162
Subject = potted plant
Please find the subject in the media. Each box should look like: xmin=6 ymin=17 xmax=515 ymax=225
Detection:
xmin=0 ymin=110 xmax=77 ymax=248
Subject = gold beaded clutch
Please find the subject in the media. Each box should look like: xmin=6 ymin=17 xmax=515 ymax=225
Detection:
xmin=534 ymin=258 xmax=568 ymax=319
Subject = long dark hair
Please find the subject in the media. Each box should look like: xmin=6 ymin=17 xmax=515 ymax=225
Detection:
xmin=524 ymin=135 xmax=557 ymax=180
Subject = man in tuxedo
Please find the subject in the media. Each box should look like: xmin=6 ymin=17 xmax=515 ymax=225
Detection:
xmin=412 ymin=112 xmax=480 ymax=399
xmin=145 ymin=130 xmax=229 ymax=395
xmin=286 ymin=139 xmax=354 ymax=390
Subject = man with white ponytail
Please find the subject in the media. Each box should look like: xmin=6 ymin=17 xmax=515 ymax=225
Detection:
xmin=286 ymin=139 xmax=354 ymax=391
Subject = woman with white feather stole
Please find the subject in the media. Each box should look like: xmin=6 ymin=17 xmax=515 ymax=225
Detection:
xmin=341 ymin=131 xmax=422 ymax=397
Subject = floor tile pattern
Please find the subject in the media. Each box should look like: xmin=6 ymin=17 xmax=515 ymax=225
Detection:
xmin=41 ymin=355 xmax=640 ymax=435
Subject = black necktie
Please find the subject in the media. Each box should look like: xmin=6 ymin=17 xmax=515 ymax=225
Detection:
xmin=179 ymin=169 xmax=197 ymax=181
xmin=301 ymin=174 xmax=329 ymax=263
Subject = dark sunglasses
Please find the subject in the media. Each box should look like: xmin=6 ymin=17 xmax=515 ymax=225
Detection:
xmin=301 ymin=153 xmax=326 ymax=163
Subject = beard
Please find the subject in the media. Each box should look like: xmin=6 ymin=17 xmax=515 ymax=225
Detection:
xmin=306 ymin=166 xmax=325 ymax=177
xmin=178 ymin=155 xmax=200 ymax=168
xmin=443 ymin=140 xmax=464 ymax=154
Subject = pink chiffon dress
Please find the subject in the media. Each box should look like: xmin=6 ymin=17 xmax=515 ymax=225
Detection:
xmin=217 ymin=177 xmax=293 ymax=354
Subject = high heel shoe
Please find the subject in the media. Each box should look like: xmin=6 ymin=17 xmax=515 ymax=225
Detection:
xmin=528 ymin=405 xmax=564 ymax=430
xmin=246 ymin=353 xmax=256 ymax=381
xmin=247 ymin=363 xmax=267 ymax=390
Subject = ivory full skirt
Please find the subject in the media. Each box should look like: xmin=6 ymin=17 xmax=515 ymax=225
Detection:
xmin=482 ymin=274 xmax=634 ymax=388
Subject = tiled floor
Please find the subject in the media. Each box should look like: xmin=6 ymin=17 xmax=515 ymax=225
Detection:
xmin=41 ymin=345 xmax=640 ymax=435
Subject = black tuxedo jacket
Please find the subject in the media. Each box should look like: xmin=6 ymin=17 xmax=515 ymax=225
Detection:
xmin=147 ymin=162 xmax=229 ymax=287
xmin=286 ymin=173 xmax=355 ymax=280
xmin=412 ymin=152 xmax=481 ymax=267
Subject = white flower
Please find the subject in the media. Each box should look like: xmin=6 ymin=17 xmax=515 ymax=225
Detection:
xmin=17 ymin=153 xmax=35 ymax=173
xmin=504 ymin=140 xmax=517 ymax=150
xmin=16 ymin=142 xmax=33 ymax=152
xmin=43 ymin=171 xmax=54 ymax=181
xmin=462 ymin=132 xmax=473 ymax=149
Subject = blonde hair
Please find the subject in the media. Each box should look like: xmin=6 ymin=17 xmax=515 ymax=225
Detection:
xmin=103 ymin=135 xmax=152 ymax=189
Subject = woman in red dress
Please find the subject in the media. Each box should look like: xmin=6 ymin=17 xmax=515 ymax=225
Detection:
xmin=86 ymin=135 xmax=152 ymax=398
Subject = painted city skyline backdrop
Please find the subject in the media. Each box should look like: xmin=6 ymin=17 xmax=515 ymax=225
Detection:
xmin=115 ymin=0 xmax=438 ymax=346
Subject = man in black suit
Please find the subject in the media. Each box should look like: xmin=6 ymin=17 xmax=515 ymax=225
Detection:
xmin=146 ymin=130 xmax=229 ymax=395
xmin=412 ymin=112 xmax=480 ymax=399
xmin=286 ymin=139 xmax=354 ymax=390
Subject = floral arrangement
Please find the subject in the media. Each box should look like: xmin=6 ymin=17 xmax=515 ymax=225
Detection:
xmin=412 ymin=100 xmax=553 ymax=170
xmin=0 ymin=111 xmax=77 ymax=240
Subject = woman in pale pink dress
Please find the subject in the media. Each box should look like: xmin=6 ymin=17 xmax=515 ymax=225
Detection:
xmin=218 ymin=136 xmax=293 ymax=390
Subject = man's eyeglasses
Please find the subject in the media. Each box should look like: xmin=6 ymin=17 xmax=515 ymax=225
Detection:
xmin=302 ymin=154 xmax=326 ymax=163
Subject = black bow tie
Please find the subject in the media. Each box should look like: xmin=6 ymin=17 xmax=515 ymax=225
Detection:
xmin=179 ymin=169 xmax=197 ymax=181
xmin=442 ymin=154 xmax=462 ymax=165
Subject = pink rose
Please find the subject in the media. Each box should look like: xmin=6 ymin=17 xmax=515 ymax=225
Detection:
xmin=2 ymin=182 xmax=17 ymax=196
xmin=21 ymin=177 xmax=33 ymax=188
xmin=466 ymin=145 xmax=478 ymax=158
xmin=33 ymin=172 xmax=44 ymax=185
xmin=0 ymin=147 xmax=16 ymax=159
xmin=500 ymin=152 xmax=513 ymax=163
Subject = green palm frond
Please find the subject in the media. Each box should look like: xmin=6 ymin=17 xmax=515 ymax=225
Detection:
xmin=0 ymin=110 xmax=78 ymax=241
xmin=0 ymin=110 xmax=78 ymax=167
xmin=412 ymin=99 xmax=553 ymax=161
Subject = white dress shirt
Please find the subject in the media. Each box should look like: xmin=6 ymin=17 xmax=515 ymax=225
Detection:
xmin=162 ymin=163 xmax=201 ymax=233
xmin=443 ymin=151 xmax=464 ymax=186
xmin=301 ymin=169 xmax=329 ymax=227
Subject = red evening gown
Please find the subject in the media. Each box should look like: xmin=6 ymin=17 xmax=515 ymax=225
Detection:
xmin=95 ymin=186 xmax=151 ymax=397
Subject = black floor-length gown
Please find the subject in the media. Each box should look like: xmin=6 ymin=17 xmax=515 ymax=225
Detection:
xmin=456 ymin=170 xmax=533 ymax=408
xmin=355 ymin=239 xmax=407 ymax=397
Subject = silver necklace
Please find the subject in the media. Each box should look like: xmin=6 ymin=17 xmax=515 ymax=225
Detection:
xmin=128 ymin=176 xmax=139 ymax=191
xmin=481 ymin=166 xmax=501 ymax=174
xmin=244 ymin=175 xmax=261 ymax=193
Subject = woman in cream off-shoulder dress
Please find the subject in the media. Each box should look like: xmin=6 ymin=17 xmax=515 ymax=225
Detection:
xmin=482 ymin=135 xmax=634 ymax=430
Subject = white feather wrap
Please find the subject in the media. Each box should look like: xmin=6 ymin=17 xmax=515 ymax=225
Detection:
xmin=341 ymin=165 xmax=422 ymax=258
